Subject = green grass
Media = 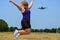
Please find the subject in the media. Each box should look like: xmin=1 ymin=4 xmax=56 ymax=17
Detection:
xmin=0 ymin=32 xmax=60 ymax=40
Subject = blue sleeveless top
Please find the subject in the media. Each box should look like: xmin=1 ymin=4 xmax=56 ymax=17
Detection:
xmin=22 ymin=9 xmax=30 ymax=21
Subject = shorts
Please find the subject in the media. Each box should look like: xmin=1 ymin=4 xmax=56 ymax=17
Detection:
xmin=21 ymin=20 xmax=31 ymax=29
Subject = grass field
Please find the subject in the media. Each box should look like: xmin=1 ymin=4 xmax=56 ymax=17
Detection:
xmin=0 ymin=32 xmax=60 ymax=40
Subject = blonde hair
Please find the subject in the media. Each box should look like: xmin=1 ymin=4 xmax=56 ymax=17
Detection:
xmin=20 ymin=1 xmax=28 ymax=6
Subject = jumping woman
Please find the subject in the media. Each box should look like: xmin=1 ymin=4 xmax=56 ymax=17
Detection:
xmin=9 ymin=0 xmax=33 ymax=39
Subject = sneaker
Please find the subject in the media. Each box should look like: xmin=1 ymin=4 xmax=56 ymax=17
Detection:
xmin=14 ymin=30 xmax=19 ymax=38
xmin=16 ymin=33 xmax=20 ymax=38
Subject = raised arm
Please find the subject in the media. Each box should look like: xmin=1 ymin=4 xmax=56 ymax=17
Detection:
xmin=9 ymin=0 xmax=24 ymax=12
xmin=28 ymin=0 xmax=33 ymax=9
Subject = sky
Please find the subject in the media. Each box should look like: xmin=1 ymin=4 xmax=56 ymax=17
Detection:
xmin=0 ymin=0 xmax=60 ymax=29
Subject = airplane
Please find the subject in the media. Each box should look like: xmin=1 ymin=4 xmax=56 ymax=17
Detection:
xmin=38 ymin=6 xmax=47 ymax=10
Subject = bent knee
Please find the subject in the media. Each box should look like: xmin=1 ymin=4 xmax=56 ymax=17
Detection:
xmin=27 ymin=31 xmax=31 ymax=34
xmin=25 ymin=28 xmax=31 ymax=34
xmin=26 ymin=31 xmax=31 ymax=35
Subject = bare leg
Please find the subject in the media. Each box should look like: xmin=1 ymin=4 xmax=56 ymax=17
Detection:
xmin=18 ymin=28 xmax=31 ymax=35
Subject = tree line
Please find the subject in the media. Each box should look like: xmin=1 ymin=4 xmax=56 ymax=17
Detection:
xmin=31 ymin=28 xmax=60 ymax=33
xmin=0 ymin=19 xmax=60 ymax=33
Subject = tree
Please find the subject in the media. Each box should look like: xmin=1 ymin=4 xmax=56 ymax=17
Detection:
xmin=34 ymin=29 xmax=40 ymax=32
xmin=57 ymin=28 xmax=60 ymax=33
xmin=51 ymin=28 xmax=56 ymax=33
xmin=44 ymin=29 xmax=50 ymax=33
xmin=40 ymin=29 xmax=44 ymax=32
xmin=9 ymin=27 xmax=18 ymax=32
xmin=31 ymin=29 xmax=35 ymax=32
xmin=0 ymin=19 xmax=9 ymax=32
